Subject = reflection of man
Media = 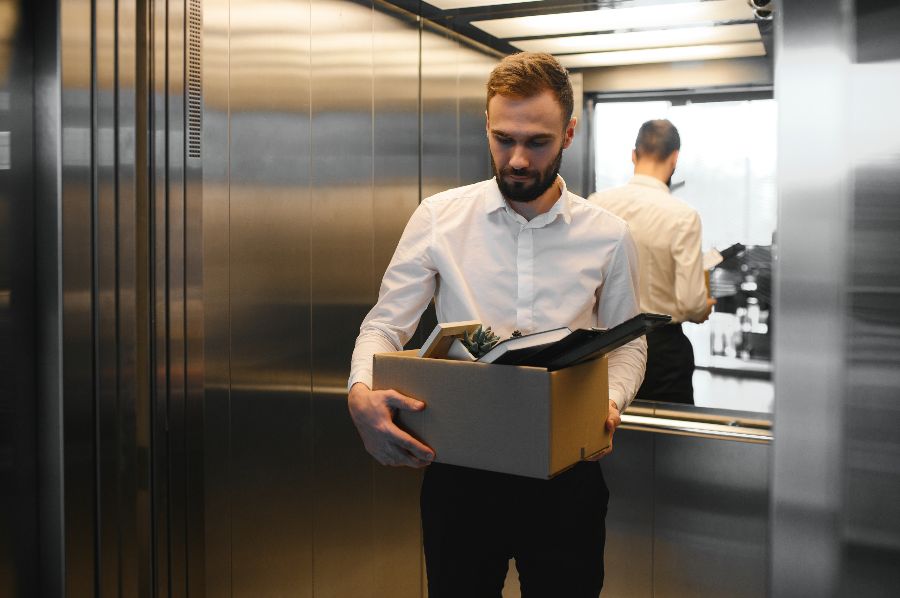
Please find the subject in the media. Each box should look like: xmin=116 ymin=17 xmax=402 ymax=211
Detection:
xmin=347 ymin=52 xmax=646 ymax=596
xmin=590 ymin=119 xmax=713 ymax=405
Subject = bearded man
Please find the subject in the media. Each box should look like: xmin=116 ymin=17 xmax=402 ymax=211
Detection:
xmin=347 ymin=52 xmax=646 ymax=597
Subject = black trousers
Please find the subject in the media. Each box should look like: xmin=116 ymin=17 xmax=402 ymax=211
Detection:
xmin=635 ymin=323 xmax=695 ymax=405
xmin=421 ymin=461 xmax=609 ymax=598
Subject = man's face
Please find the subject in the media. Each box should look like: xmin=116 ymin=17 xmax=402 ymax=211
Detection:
xmin=486 ymin=90 xmax=575 ymax=203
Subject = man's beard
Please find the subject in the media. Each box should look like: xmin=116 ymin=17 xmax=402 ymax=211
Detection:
xmin=492 ymin=147 xmax=564 ymax=203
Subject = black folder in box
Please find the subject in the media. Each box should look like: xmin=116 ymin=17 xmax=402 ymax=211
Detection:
xmin=520 ymin=313 xmax=671 ymax=371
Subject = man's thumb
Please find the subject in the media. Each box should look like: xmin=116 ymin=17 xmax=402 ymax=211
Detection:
xmin=386 ymin=392 xmax=425 ymax=411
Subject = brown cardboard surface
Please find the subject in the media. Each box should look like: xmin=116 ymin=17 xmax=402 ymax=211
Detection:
xmin=373 ymin=350 xmax=609 ymax=479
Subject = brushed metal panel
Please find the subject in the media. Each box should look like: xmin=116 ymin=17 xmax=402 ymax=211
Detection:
xmin=310 ymin=1 xmax=376 ymax=595
xmin=654 ymin=434 xmax=769 ymax=598
xmin=167 ymin=1 xmax=191 ymax=594
xmin=456 ymin=43 xmax=493 ymax=187
xmin=0 ymin=0 xmax=37 ymax=595
xmin=421 ymin=27 xmax=459 ymax=198
xmin=842 ymin=24 xmax=900 ymax=594
xmin=771 ymin=1 xmax=852 ymax=595
xmin=60 ymin=0 xmax=97 ymax=594
xmin=227 ymin=0 xmax=314 ymax=596
xmin=184 ymin=0 xmax=207 ymax=591
xmin=200 ymin=0 xmax=232 ymax=594
xmin=373 ymin=3 xmax=420 ymax=282
xmin=150 ymin=0 xmax=172 ymax=592
xmin=33 ymin=0 xmax=64 ymax=593
xmin=313 ymin=389 xmax=381 ymax=598
xmin=558 ymin=72 xmax=586 ymax=198
xmin=372 ymin=7 xmax=423 ymax=596
xmin=95 ymin=1 xmax=121 ymax=594
xmin=310 ymin=0 xmax=374 ymax=388
xmin=602 ymin=430 xmax=654 ymax=598
xmin=116 ymin=0 xmax=143 ymax=592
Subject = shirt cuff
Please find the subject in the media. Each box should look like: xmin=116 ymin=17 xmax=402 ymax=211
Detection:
xmin=609 ymin=389 xmax=626 ymax=413
xmin=347 ymin=371 xmax=373 ymax=392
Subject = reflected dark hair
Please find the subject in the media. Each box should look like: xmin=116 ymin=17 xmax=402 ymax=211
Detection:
xmin=635 ymin=119 xmax=680 ymax=160
xmin=486 ymin=52 xmax=574 ymax=123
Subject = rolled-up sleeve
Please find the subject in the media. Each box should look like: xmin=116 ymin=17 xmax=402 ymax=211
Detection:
xmin=348 ymin=202 xmax=438 ymax=390
xmin=597 ymin=229 xmax=648 ymax=411
xmin=672 ymin=211 xmax=709 ymax=322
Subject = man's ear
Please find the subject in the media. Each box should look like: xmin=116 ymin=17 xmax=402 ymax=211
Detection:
xmin=632 ymin=149 xmax=638 ymax=166
xmin=485 ymin=110 xmax=490 ymax=137
xmin=669 ymin=149 xmax=680 ymax=171
xmin=562 ymin=117 xmax=577 ymax=149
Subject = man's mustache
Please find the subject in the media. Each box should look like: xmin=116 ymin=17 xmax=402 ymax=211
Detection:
xmin=503 ymin=167 xmax=538 ymax=178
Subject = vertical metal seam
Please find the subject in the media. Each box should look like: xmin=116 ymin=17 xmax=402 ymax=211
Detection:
xmin=369 ymin=7 xmax=377 ymax=594
xmin=416 ymin=8 xmax=424 ymax=593
xmin=90 ymin=0 xmax=103 ymax=593
xmin=307 ymin=3 xmax=314 ymax=594
xmin=650 ymin=433 xmax=656 ymax=598
xmin=370 ymin=1 xmax=376 ymax=305
xmin=163 ymin=1 xmax=174 ymax=595
xmin=182 ymin=0 xmax=193 ymax=591
xmin=417 ymin=10 xmax=422 ymax=206
xmin=148 ymin=1 xmax=162 ymax=593
xmin=147 ymin=0 xmax=158 ymax=593
xmin=455 ymin=36 xmax=460 ymax=187
xmin=113 ymin=0 xmax=124 ymax=594
xmin=226 ymin=0 xmax=234 ymax=593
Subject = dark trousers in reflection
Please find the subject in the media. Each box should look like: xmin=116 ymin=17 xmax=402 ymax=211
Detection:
xmin=421 ymin=461 xmax=608 ymax=598
xmin=636 ymin=323 xmax=695 ymax=405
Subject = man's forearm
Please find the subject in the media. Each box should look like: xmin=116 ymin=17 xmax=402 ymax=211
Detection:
xmin=606 ymin=336 xmax=647 ymax=411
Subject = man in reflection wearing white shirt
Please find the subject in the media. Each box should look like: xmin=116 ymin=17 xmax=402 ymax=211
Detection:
xmin=347 ymin=52 xmax=646 ymax=597
xmin=590 ymin=119 xmax=714 ymax=405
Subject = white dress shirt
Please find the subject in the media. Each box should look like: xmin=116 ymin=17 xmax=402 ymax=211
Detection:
xmin=589 ymin=175 xmax=708 ymax=324
xmin=349 ymin=177 xmax=647 ymax=411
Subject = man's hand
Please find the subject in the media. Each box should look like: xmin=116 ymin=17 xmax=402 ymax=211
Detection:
xmin=348 ymin=382 xmax=435 ymax=468
xmin=587 ymin=400 xmax=622 ymax=461
xmin=692 ymin=297 xmax=717 ymax=324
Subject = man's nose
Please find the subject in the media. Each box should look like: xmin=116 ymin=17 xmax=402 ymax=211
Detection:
xmin=508 ymin=145 xmax=529 ymax=170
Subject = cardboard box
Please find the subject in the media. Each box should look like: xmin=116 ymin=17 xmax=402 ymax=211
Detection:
xmin=372 ymin=350 xmax=609 ymax=479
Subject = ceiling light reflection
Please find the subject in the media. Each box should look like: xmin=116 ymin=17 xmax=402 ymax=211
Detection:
xmin=472 ymin=0 xmax=753 ymax=39
xmin=427 ymin=0 xmax=542 ymax=9
xmin=556 ymin=41 xmax=766 ymax=68
xmin=512 ymin=23 xmax=760 ymax=54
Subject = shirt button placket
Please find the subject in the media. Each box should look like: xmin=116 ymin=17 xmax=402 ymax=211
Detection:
xmin=517 ymin=226 xmax=534 ymax=332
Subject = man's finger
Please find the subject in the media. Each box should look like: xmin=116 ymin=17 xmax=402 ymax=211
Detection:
xmin=394 ymin=428 xmax=435 ymax=462
xmin=607 ymin=415 xmax=621 ymax=432
xmin=385 ymin=391 xmax=426 ymax=412
xmin=383 ymin=444 xmax=431 ymax=468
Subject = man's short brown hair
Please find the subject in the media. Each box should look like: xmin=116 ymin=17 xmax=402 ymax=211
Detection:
xmin=486 ymin=52 xmax=574 ymax=124
xmin=635 ymin=119 xmax=681 ymax=160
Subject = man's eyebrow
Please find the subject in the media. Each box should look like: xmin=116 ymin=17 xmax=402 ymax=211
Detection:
xmin=490 ymin=129 xmax=555 ymax=140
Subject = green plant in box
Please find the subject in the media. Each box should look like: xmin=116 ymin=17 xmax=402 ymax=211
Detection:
xmin=461 ymin=325 xmax=501 ymax=359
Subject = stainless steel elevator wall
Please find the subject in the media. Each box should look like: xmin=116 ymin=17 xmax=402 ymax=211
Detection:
xmin=603 ymin=430 xmax=770 ymax=598
xmin=772 ymin=1 xmax=900 ymax=595
xmin=201 ymin=2 xmax=498 ymax=595
xmin=0 ymin=0 xmax=36 ymax=595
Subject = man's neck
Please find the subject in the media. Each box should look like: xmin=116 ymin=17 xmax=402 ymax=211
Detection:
xmin=506 ymin=177 xmax=562 ymax=221
xmin=633 ymin=162 xmax=671 ymax=186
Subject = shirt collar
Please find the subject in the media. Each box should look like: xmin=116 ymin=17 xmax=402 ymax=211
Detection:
xmin=485 ymin=176 xmax=572 ymax=226
xmin=629 ymin=174 xmax=670 ymax=193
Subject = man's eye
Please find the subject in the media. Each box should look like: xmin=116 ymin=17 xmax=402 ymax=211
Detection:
xmin=495 ymin=136 xmax=514 ymax=145
xmin=529 ymin=140 xmax=550 ymax=148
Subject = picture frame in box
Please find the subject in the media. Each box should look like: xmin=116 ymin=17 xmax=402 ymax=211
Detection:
xmin=417 ymin=320 xmax=481 ymax=359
